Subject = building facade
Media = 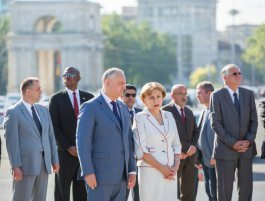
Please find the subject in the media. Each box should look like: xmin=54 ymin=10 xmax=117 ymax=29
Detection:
xmin=6 ymin=0 xmax=103 ymax=94
xmin=138 ymin=0 xmax=218 ymax=83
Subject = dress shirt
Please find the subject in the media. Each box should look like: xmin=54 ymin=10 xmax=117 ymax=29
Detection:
xmin=65 ymin=87 xmax=81 ymax=108
xmin=225 ymin=85 xmax=239 ymax=103
xmin=22 ymin=99 xmax=41 ymax=121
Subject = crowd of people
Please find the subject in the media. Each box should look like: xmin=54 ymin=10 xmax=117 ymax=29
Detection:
xmin=1 ymin=63 xmax=265 ymax=201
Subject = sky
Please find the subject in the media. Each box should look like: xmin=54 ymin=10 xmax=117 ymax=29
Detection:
xmin=91 ymin=0 xmax=265 ymax=31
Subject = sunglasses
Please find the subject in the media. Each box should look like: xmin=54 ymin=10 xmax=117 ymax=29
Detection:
xmin=124 ymin=93 xmax=136 ymax=98
xmin=63 ymin=73 xmax=77 ymax=78
xmin=230 ymin=72 xmax=242 ymax=76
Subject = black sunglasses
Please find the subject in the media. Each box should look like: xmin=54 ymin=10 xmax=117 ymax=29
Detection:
xmin=231 ymin=72 xmax=242 ymax=76
xmin=63 ymin=73 xmax=77 ymax=78
xmin=125 ymin=93 xmax=136 ymax=98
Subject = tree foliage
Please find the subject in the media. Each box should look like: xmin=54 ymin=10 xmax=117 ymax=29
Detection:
xmin=0 ymin=15 xmax=9 ymax=95
xmin=189 ymin=65 xmax=218 ymax=87
xmin=242 ymin=24 xmax=265 ymax=82
xmin=102 ymin=14 xmax=176 ymax=86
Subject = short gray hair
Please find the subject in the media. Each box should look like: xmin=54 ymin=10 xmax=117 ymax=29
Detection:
xmin=102 ymin=67 xmax=124 ymax=84
xmin=196 ymin=81 xmax=214 ymax=92
xmin=221 ymin=64 xmax=240 ymax=77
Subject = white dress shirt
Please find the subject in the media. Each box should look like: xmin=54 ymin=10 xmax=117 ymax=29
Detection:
xmin=225 ymin=85 xmax=239 ymax=103
xmin=65 ymin=87 xmax=81 ymax=108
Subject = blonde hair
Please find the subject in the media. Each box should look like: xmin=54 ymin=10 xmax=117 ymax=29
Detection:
xmin=140 ymin=82 xmax=166 ymax=101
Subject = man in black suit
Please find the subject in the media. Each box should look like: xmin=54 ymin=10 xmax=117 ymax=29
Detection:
xmin=259 ymin=100 xmax=265 ymax=159
xmin=121 ymin=84 xmax=141 ymax=201
xmin=210 ymin=64 xmax=257 ymax=201
xmin=162 ymin=84 xmax=199 ymax=201
xmin=49 ymin=66 xmax=94 ymax=201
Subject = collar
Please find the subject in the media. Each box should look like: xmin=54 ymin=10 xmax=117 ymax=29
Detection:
xmin=22 ymin=99 xmax=33 ymax=111
xmin=65 ymin=87 xmax=79 ymax=96
xmin=225 ymin=85 xmax=239 ymax=97
xmin=101 ymin=90 xmax=117 ymax=105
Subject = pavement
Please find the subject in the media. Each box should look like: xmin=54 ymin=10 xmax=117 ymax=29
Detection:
xmin=1 ymin=105 xmax=265 ymax=201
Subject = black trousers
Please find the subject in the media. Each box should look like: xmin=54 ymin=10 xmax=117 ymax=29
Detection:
xmin=54 ymin=150 xmax=87 ymax=201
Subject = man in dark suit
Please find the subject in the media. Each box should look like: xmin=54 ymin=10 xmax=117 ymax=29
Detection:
xmin=210 ymin=64 xmax=258 ymax=201
xmin=76 ymin=67 xmax=136 ymax=201
xmin=49 ymin=67 xmax=94 ymax=201
xmin=162 ymin=84 xmax=199 ymax=201
xmin=121 ymin=84 xmax=141 ymax=201
xmin=259 ymin=100 xmax=265 ymax=159
xmin=196 ymin=81 xmax=217 ymax=201
xmin=4 ymin=77 xmax=59 ymax=201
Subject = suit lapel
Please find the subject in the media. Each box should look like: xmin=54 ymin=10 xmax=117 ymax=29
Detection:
xmin=170 ymin=103 xmax=186 ymax=130
xmin=79 ymin=91 xmax=89 ymax=104
xmin=62 ymin=90 xmax=76 ymax=118
xmin=98 ymin=95 xmax=122 ymax=132
xmin=144 ymin=108 xmax=168 ymax=137
xmin=239 ymin=88 xmax=245 ymax=121
xmin=19 ymin=102 xmax=40 ymax=136
xmin=222 ymin=88 xmax=239 ymax=118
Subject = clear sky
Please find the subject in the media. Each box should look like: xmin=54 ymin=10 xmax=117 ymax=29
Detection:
xmin=91 ymin=0 xmax=265 ymax=31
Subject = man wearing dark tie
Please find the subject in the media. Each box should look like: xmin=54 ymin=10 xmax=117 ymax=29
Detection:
xmin=76 ymin=67 xmax=136 ymax=201
xmin=196 ymin=81 xmax=217 ymax=201
xmin=121 ymin=84 xmax=142 ymax=201
xmin=4 ymin=77 xmax=59 ymax=201
xmin=162 ymin=84 xmax=199 ymax=201
xmin=49 ymin=67 xmax=94 ymax=201
xmin=210 ymin=64 xmax=258 ymax=201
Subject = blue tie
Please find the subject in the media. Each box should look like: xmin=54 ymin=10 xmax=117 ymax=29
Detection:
xmin=31 ymin=105 xmax=42 ymax=135
xmin=129 ymin=110 xmax=134 ymax=124
xmin=233 ymin=92 xmax=240 ymax=116
xmin=111 ymin=101 xmax=122 ymax=127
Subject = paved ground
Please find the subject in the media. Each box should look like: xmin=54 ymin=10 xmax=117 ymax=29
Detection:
xmin=1 ymin=104 xmax=265 ymax=201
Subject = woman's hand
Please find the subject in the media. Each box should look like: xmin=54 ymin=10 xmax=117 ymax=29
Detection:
xmin=158 ymin=164 xmax=174 ymax=178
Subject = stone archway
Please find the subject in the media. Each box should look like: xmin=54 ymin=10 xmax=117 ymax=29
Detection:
xmin=6 ymin=0 xmax=103 ymax=95
xmin=35 ymin=16 xmax=62 ymax=93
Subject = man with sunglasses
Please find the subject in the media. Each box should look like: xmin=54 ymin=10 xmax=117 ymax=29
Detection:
xmin=121 ymin=84 xmax=142 ymax=201
xmin=210 ymin=64 xmax=257 ymax=201
xmin=49 ymin=67 xmax=94 ymax=201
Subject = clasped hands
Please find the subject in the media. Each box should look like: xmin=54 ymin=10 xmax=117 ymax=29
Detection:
xmin=233 ymin=140 xmax=250 ymax=152
xmin=159 ymin=162 xmax=179 ymax=180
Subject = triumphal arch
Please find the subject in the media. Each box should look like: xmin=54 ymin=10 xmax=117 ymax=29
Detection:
xmin=6 ymin=0 xmax=103 ymax=94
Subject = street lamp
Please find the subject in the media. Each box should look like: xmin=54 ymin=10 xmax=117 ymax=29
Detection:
xmin=229 ymin=9 xmax=239 ymax=63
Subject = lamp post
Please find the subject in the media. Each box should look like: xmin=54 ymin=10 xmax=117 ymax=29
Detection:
xmin=229 ymin=9 xmax=239 ymax=64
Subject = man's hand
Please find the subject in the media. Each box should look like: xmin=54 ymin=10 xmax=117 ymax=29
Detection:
xmin=13 ymin=167 xmax=23 ymax=181
xmin=187 ymin=145 xmax=197 ymax=156
xmin=52 ymin=163 xmax=60 ymax=173
xmin=210 ymin=158 xmax=216 ymax=166
xmin=67 ymin=146 xmax=78 ymax=157
xmin=85 ymin=174 xmax=97 ymax=190
xmin=127 ymin=174 xmax=136 ymax=189
xmin=233 ymin=140 xmax=250 ymax=152
xmin=181 ymin=152 xmax=188 ymax=159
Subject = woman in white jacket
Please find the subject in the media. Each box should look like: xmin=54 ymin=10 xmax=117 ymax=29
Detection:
xmin=133 ymin=82 xmax=181 ymax=201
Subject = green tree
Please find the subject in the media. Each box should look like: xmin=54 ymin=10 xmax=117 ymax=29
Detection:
xmin=242 ymin=24 xmax=265 ymax=83
xmin=189 ymin=65 xmax=218 ymax=87
xmin=102 ymin=14 xmax=176 ymax=86
xmin=0 ymin=15 xmax=9 ymax=95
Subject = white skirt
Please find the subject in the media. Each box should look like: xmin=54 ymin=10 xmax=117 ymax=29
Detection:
xmin=138 ymin=166 xmax=179 ymax=201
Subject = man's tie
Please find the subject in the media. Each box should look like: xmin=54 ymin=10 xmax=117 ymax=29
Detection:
xmin=129 ymin=109 xmax=134 ymax=124
xmin=111 ymin=101 xmax=122 ymax=127
xmin=31 ymin=105 xmax=42 ymax=135
xmin=73 ymin=92 xmax=79 ymax=118
xmin=233 ymin=92 xmax=240 ymax=116
xmin=180 ymin=107 xmax=186 ymax=125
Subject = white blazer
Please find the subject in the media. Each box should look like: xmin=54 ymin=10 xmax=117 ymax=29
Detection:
xmin=133 ymin=108 xmax=181 ymax=167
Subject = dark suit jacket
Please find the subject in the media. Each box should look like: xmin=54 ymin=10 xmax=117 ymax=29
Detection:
xmin=162 ymin=102 xmax=200 ymax=164
xmin=210 ymin=87 xmax=258 ymax=160
xmin=259 ymin=100 xmax=265 ymax=159
xmin=49 ymin=89 xmax=94 ymax=151
xmin=134 ymin=107 xmax=142 ymax=114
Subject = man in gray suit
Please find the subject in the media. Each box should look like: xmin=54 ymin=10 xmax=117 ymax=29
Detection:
xmin=4 ymin=77 xmax=59 ymax=201
xmin=196 ymin=81 xmax=217 ymax=201
xmin=210 ymin=64 xmax=258 ymax=201
xmin=76 ymin=68 xmax=136 ymax=201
